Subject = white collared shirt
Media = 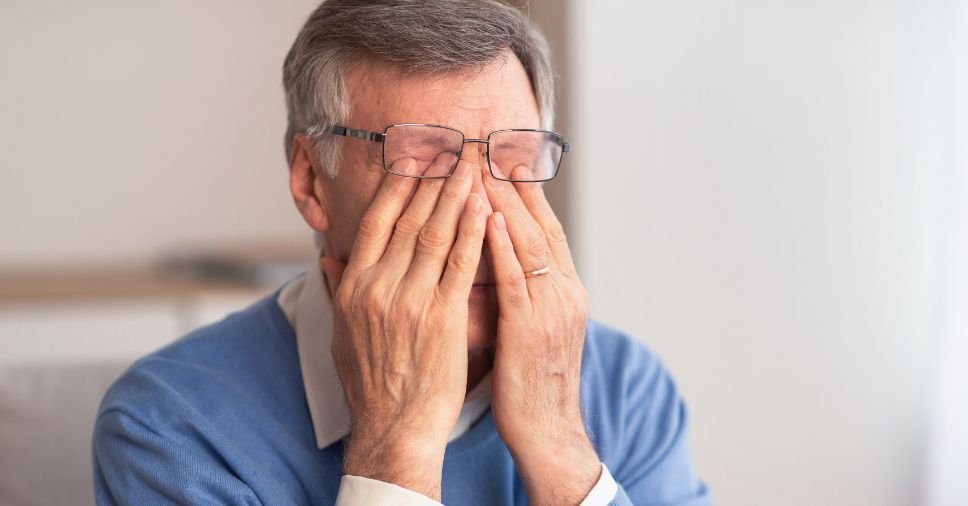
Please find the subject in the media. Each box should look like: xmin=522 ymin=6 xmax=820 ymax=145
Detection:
xmin=277 ymin=260 xmax=617 ymax=505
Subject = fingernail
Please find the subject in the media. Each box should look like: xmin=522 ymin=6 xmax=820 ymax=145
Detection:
xmin=494 ymin=212 xmax=506 ymax=231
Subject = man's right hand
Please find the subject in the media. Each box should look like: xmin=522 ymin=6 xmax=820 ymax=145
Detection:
xmin=319 ymin=159 xmax=487 ymax=501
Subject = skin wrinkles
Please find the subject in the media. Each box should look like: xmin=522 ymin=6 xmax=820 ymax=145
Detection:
xmin=288 ymin=50 xmax=600 ymax=505
xmin=315 ymin=54 xmax=539 ymax=358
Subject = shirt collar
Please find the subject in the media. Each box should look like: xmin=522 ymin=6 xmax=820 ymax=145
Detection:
xmin=277 ymin=259 xmax=351 ymax=449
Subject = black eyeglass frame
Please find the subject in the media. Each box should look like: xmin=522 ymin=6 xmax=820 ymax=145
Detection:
xmin=328 ymin=123 xmax=571 ymax=182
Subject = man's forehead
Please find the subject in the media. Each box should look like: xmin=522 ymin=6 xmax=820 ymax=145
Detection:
xmin=345 ymin=53 xmax=540 ymax=134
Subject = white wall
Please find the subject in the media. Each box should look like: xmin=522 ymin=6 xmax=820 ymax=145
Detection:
xmin=0 ymin=0 xmax=318 ymax=268
xmin=923 ymin=3 xmax=968 ymax=505
xmin=569 ymin=1 xmax=958 ymax=505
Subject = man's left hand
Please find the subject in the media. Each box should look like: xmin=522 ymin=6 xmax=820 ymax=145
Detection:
xmin=484 ymin=167 xmax=601 ymax=505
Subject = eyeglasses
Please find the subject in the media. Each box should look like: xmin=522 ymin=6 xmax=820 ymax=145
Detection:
xmin=327 ymin=123 xmax=571 ymax=182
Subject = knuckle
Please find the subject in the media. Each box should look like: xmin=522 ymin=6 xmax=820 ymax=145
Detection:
xmin=334 ymin=286 xmax=353 ymax=310
xmin=570 ymin=293 xmax=589 ymax=316
xmin=448 ymin=250 xmax=474 ymax=272
xmin=525 ymin=232 xmax=549 ymax=260
xmin=396 ymin=292 xmax=421 ymax=319
xmin=394 ymin=214 xmax=423 ymax=238
xmin=357 ymin=213 xmax=384 ymax=238
xmin=422 ymin=177 xmax=445 ymax=193
xmin=387 ymin=176 xmax=411 ymax=196
xmin=361 ymin=283 xmax=386 ymax=309
xmin=504 ymin=271 xmax=527 ymax=293
xmin=440 ymin=186 xmax=462 ymax=204
xmin=417 ymin=224 xmax=449 ymax=250
xmin=546 ymin=221 xmax=568 ymax=245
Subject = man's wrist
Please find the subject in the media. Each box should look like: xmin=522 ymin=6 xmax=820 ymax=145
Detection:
xmin=343 ymin=431 xmax=447 ymax=500
xmin=508 ymin=428 xmax=602 ymax=505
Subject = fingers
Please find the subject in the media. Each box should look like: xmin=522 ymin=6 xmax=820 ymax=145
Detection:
xmin=380 ymin=154 xmax=458 ymax=271
xmin=509 ymin=166 xmax=578 ymax=277
xmin=405 ymin=161 xmax=475 ymax=284
xmin=483 ymin=167 xmax=552 ymax=274
xmin=485 ymin=211 xmax=532 ymax=312
xmin=345 ymin=162 xmax=418 ymax=276
xmin=470 ymin=163 xmax=493 ymax=214
xmin=319 ymin=255 xmax=347 ymax=300
xmin=437 ymin=193 xmax=488 ymax=298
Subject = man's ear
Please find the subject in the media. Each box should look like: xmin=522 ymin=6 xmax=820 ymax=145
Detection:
xmin=289 ymin=133 xmax=331 ymax=233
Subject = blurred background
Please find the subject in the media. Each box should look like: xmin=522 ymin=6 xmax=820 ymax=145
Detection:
xmin=1 ymin=0 xmax=965 ymax=505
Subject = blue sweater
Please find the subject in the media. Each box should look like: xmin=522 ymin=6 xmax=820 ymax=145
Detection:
xmin=93 ymin=290 xmax=710 ymax=505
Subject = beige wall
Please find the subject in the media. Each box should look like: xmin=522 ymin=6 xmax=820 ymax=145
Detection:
xmin=0 ymin=0 xmax=319 ymax=268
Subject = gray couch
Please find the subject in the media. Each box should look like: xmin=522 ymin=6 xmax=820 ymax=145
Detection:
xmin=0 ymin=360 xmax=131 ymax=506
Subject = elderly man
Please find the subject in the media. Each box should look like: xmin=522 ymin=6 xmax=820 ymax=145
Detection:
xmin=93 ymin=1 xmax=710 ymax=504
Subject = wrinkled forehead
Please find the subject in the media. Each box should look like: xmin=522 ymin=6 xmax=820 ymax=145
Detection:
xmin=344 ymin=52 xmax=541 ymax=138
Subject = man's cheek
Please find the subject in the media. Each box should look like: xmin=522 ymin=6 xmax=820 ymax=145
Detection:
xmin=331 ymin=198 xmax=370 ymax=260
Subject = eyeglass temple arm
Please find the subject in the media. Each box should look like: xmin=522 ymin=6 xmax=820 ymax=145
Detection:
xmin=330 ymin=125 xmax=385 ymax=143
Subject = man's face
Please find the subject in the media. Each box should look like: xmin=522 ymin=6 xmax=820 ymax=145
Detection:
xmin=316 ymin=52 xmax=542 ymax=352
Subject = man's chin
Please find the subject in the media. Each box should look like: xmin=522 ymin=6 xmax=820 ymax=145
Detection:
xmin=467 ymin=285 xmax=498 ymax=352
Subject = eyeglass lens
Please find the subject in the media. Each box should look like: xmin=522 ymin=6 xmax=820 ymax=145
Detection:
xmin=382 ymin=125 xmax=563 ymax=181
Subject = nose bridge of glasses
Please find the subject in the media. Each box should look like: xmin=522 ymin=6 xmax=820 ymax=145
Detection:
xmin=459 ymin=138 xmax=489 ymax=170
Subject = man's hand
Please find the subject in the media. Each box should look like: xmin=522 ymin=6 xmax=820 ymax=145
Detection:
xmin=484 ymin=166 xmax=601 ymax=505
xmin=319 ymin=159 xmax=488 ymax=501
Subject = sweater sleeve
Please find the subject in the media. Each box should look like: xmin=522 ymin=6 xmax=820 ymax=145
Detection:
xmin=584 ymin=322 xmax=712 ymax=506
xmin=93 ymin=409 xmax=262 ymax=506
xmin=613 ymin=350 xmax=711 ymax=506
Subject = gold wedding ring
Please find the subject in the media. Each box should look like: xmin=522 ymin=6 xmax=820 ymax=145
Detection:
xmin=524 ymin=266 xmax=551 ymax=279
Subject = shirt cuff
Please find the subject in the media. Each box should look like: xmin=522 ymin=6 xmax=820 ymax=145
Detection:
xmin=336 ymin=475 xmax=442 ymax=506
xmin=579 ymin=462 xmax=620 ymax=506
xmin=336 ymin=462 xmax=617 ymax=506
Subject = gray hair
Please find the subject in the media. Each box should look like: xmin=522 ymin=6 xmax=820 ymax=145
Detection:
xmin=282 ymin=0 xmax=557 ymax=178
